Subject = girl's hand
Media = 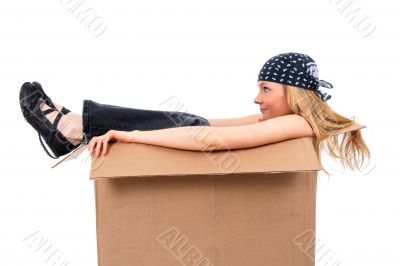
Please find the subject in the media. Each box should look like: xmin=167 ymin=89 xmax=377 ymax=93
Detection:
xmin=87 ymin=130 xmax=136 ymax=157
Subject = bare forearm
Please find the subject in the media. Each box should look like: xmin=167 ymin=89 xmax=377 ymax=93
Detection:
xmin=89 ymin=114 xmax=313 ymax=157
xmin=208 ymin=113 xmax=262 ymax=127
xmin=129 ymin=126 xmax=232 ymax=151
xmin=127 ymin=114 xmax=312 ymax=152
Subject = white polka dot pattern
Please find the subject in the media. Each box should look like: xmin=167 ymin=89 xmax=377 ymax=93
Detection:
xmin=257 ymin=52 xmax=333 ymax=101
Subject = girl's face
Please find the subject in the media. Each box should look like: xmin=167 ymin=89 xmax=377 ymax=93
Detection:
xmin=254 ymin=81 xmax=294 ymax=121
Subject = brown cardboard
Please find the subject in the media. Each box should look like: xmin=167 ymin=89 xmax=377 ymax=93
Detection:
xmin=52 ymin=122 xmax=366 ymax=265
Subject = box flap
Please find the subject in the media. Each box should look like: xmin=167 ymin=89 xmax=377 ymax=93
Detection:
xmin=89 ymin=136 xmax=322 ymax=180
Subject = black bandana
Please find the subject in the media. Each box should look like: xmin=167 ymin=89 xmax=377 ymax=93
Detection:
xmin=257 ymin=52 xmax=333 ymax=101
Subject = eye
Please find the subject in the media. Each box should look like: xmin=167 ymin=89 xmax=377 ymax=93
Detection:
xmin=263 ymin=87 xmax=270 ymax=93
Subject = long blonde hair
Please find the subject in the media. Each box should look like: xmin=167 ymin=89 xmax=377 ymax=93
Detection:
xmin=283 ymin=85 xmax=371 ymax=176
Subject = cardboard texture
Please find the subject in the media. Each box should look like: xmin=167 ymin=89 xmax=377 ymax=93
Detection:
xmin=53 ymin=122 xmax=366 ymax=266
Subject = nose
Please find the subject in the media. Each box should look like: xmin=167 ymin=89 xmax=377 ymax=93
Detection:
xmin=254 ymin=94 xmax=262 ymax=104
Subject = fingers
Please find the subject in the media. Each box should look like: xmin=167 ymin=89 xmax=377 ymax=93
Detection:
xmin=103 ymin=139 xmax=108 ymax=156
xmin=88 ymin=136 xmax=99 ymax=156
xmin=87 ymin=136 xmax=104 ymax=157
xmin=95 ymin=139 xmax=103 ymax=157
xmin=88 ymin=137 xmax=94 ymax=155
xmin=87 ymin=132 xmax=113 ymax=157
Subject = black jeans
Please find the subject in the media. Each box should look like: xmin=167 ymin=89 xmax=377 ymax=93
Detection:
xmin=81 ymin=100 xmax=211 ymax=145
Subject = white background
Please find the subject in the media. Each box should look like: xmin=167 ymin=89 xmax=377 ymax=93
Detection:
xmin=1 ymin=0 xmax=399 ymax=265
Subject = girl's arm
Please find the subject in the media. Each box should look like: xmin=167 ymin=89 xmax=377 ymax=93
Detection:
xmin=207 ymin=113 xmax=263 ymax=126
xmin=88 ymin=114 xmax=314 ymax=157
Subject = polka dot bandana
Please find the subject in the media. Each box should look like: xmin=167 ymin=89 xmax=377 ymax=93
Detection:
xmin=257 ymin=52 xmax=333 ymax=101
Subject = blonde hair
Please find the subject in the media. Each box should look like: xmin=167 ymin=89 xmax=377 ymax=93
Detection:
xmin=283 ymin=85 xmax=371 ymax=176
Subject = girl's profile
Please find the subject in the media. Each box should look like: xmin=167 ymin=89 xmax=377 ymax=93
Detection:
xmin=19 ymin=52 xmax=370 ymax=175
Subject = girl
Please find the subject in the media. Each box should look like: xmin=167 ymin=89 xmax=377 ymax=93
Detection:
xmin=19 ymin=52 xmax=370 ymax=175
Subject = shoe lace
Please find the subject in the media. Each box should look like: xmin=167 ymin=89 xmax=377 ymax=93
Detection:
xmin=35 ymin=98 xmax=77 ymax=159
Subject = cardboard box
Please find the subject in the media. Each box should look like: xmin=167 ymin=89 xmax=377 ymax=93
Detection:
xmin=53 ymin=122 xmax=365 ymax=266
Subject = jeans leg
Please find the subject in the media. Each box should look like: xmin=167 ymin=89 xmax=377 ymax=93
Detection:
xmin=82 ymin=99 xmax=210 ymax=144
